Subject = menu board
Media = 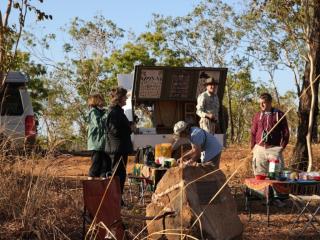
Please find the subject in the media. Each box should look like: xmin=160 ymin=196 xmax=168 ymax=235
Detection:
xmin=133 ymin=66 xmax=227 ymax=101
xmin=138 ymin=69 xmax=163 ymax=99
xmin=196 ymin=71 xmax=221 ymax=97
xmin=169 ymin=71 xmax=191 ymax=99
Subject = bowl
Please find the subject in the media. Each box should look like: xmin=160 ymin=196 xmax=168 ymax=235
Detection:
xmin=276 ymin=176 xmax=287 ymax=181
xmin=255 ymin=175 xmax=266 ymax=180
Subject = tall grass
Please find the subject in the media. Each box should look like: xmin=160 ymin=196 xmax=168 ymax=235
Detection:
xmin=0 ymin=143 xmax=83 ymax=240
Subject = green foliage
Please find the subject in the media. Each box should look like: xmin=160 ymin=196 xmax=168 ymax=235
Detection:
xmin=14 ymin=1 xmax=306 ymax=150
xmin=224 ymin=60 xmax=256 ymax=143
xmin=0 ymin=0 xmax=51 ymax=85
xmin=241 ymin=0 xmax=309 ymax=95
xmin=145 ymin=0 xmax=242 ymax=67
xmin=9 ymin=50 xmax=48 ymax=118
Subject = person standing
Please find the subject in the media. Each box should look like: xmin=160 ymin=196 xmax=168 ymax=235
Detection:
xmin=106 ymin=87 xmax=133 ymax=196
xmin=173 ymin=121 xmax=222 ymax=169
xmin=87 ymin=94 xmax=111 ymax=179
xmin=251 ymin=92 xmax=290 ymax=176
xmin=196 ymin=77 xmax=220 ymax=134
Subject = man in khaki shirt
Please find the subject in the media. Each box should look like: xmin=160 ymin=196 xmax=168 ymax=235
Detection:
xmin=196 ymin=77 xmax=220 ymax=134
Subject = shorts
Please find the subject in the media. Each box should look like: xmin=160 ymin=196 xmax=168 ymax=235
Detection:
xmin=252 ymin=145 xmax=284 ymax=175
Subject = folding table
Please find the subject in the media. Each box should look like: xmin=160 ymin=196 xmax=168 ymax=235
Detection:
xmin=244 ymin=178 xmax=320 ymax=226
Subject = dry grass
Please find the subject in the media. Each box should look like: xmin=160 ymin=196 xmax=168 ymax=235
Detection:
xmin=1 ymin=143 xmax=320 ymax=239
xmin=0 ymin=149 xmax=83 ymax=240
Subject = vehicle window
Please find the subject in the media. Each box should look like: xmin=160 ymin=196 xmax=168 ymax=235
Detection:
xmin=0 ymin=85 xmax=23 ymax=116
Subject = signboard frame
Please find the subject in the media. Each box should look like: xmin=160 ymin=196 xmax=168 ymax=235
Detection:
xmin=133 ymin=65 xmax=228 ymax=102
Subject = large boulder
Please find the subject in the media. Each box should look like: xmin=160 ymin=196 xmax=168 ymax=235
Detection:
xmin=146 ymin=165 xmax=243 ymax=240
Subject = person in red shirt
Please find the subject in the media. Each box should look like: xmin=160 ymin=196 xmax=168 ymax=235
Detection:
xmin=251 ymin=93 xmax=290 ymax=176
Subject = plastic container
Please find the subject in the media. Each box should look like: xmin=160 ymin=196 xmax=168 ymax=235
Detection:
xmin=155 ymin=143 xmax=172 ymax=159
xmin=282 ymin=170 xmax=292 ymax=179
xmin=313 ymin=176 xmax=320 ymax=181
xmin=268 ymin=158 xmax=280 ymax=180
xmin=255 ymin=174 xmax=266 ymax=180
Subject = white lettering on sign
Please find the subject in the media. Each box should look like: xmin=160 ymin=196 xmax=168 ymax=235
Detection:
xmin=139 ymin=69 xmax=163 ymax=99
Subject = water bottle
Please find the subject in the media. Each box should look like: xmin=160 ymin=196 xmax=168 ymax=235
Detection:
xmin=268 ymin=158 xmax=280 ymax=180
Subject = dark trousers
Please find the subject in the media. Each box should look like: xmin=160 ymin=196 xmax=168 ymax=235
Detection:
xmin=110 ymin=153 xmax=128 ymax=194
xmin=89 ymin=151 xmax=112 ymax=177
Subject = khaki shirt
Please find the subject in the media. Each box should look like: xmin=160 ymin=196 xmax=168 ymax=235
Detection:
xmin=196 ymin=90 xmax=220 ymax=121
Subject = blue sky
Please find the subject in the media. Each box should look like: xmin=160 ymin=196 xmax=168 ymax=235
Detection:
xmin=22 ymin=0 xmax=295 ymax=95
xmin=28 ymin=0 xmax=202 ymax=34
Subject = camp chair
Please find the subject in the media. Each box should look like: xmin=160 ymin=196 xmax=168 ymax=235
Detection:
xmin=83 ymin=177 xmax=175 ymax=240
xmin=289 ymin=194 xmax=320 ymax=237
xmin=127 ymin=164 xmax=154 ymax=205
xmin=127 ymin=174 xmax=154 ymax=205
xmin=82 ymin=177 xmax=125 ymax=240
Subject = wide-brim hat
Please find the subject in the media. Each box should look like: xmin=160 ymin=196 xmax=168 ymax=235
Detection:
xmin=204 ymin=77 xmax=219 ymax=85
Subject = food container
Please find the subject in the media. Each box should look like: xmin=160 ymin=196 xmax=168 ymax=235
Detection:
xmin=299 ymin=172 xmax=308 ymax=180
xmin=290 ymin=172 xmax=299 ymax=180
xmin=307 ymin=171 xmax=320 ymax=180
xmin=155 ymin=143 xmax=172 ymax=159
xmin=282 ymin=170 xmax=291 ymax=178
xmin=313 ymin=176 xmax=320 ymax=181
xmin=255 ymin=174 xmax=266 ymax=180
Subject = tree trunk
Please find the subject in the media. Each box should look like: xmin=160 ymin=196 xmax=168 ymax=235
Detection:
xmin=312 ymin=117 xmax=318 ymax=143
xmin=226 ymin=77 xmax=234 ymax=142
xmin=292 ymin=1 xmax=320 ymax=171
xmin=268 ymin=70 xmax=281 ymax=106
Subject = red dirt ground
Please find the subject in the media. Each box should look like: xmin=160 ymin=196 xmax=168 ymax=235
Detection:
xmin=10 ymin=144 xmax=320 ymax=239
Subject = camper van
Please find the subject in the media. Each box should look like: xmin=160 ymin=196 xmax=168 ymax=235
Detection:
xmin=119 ymin=66 xmax=228 ymax=149
xmin=0 ymin=72 xmax=36 ymax=148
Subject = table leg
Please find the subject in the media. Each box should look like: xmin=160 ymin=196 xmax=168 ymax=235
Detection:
xmin=245 ymin=187 xmax=252 ymax=221
xmin=267 ymin=186 xmax=270 ymax=227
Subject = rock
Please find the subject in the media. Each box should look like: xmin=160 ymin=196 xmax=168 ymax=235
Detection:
xmin=146 ymin=165 xmax=243 ymax=240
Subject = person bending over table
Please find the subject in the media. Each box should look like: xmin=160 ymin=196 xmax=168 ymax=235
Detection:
xmin=172 ymin=121 xmax=222 ymax=169
xmin=251 ymin=92 xmax=290 ymax=177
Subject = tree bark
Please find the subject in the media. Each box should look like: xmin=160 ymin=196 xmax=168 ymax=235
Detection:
xmin=226 ymin=77 xmax=234 ymax=142
xmin=292 ymin=1 xmax=320 ymax=171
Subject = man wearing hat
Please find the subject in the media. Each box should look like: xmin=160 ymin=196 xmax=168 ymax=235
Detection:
xmin=172 ymin=121 xmax=222 ymax=168
xmin=196 ymin=76 xmax=220 ymax=134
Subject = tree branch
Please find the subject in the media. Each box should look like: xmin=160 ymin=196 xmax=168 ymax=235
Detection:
xmin=3 ymin=0 xmax=13 ymax=27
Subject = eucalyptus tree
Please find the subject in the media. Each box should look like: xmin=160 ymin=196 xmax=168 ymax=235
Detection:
xmin=147 ymin=0 xmax=242 ymax=67
xmin=225 ymin=57 xmax=255 ymax=143
xmin=145 ymin=0 xmax=258 ymax=142
xmin=10 ymin=50 xmax=48 ymax=117
xmin=0 ymin=0 xmax=50 ymax=86
xmin=52 ymin=15 xmax=186 ymax=147
xmin=244 ymin=0 xmax=320 ymax=171
xmin=62 ymin=15 xmax=124 ymax=97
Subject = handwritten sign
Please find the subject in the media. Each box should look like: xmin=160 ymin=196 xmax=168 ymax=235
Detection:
xmin=196 ymin=71 xmax=220 ymax=97
xmin=138 ymin=69 xmax=163 ymax=99
xmin=169 ymin=71 xmax=191 ymax=99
